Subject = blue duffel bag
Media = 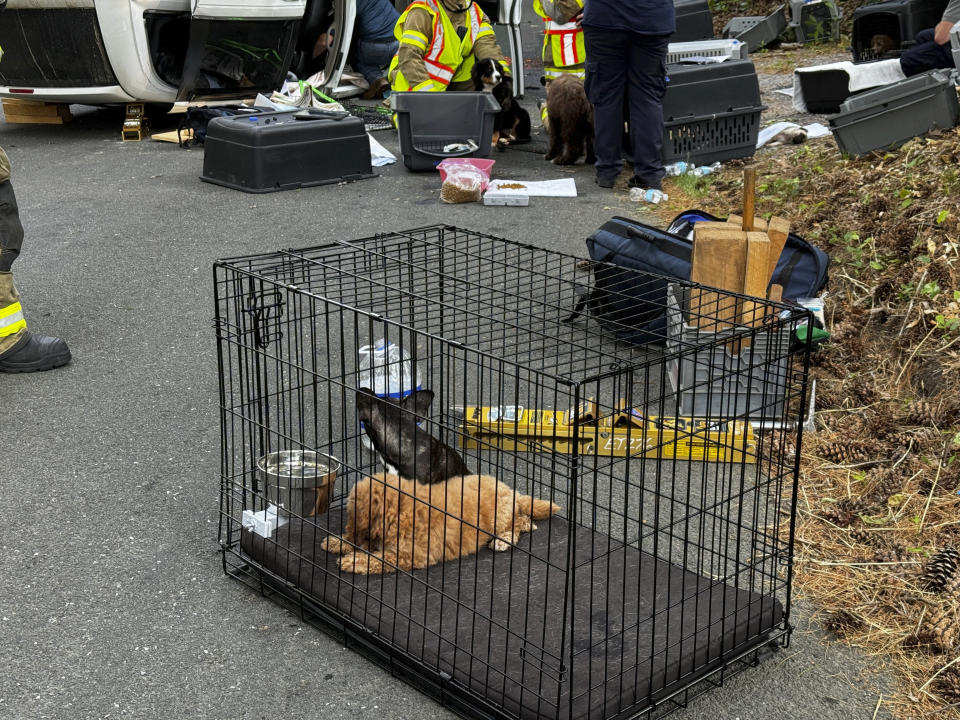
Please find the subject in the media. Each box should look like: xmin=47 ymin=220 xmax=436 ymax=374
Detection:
xmin=572 ymin=212 xmax=830 ymax=345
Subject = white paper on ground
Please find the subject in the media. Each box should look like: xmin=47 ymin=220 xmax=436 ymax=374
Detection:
xmin=774 ymin=87 xmax=794 ymax=97
xmin=487 ymin=178 xmax=577 ymax=197
xmin=369 ymin=134 xmax=396 ymax=166
xmin=757 ymin=121 xmax=832 ymax=148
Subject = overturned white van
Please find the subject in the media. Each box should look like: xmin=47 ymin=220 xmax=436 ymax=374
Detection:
xmin=0 ymin=0 xmax=358 ymax=105
xmin=0 ymin=0 xmax=524 ymax=106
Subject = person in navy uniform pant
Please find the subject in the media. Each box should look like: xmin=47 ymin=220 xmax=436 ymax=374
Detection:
xmin=899 ymin=0 xmax=959 ymax=77
xmin=581 ymin=0 xmax=675 ymax=190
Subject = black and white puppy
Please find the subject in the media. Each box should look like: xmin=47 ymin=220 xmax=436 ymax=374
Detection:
xmin=357 ymin=387 xmax=472 ymax=484
xmin=471 ymin=58 xmax=531 ymax=147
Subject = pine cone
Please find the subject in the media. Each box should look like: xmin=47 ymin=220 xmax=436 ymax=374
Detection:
xmin=934 ymin=666 xmax=960 ymax=702
xmin=874 ymin=545 xmax=911 ymax=564
xmin=918 ymin=606 xmax=959 ymax=652
xmin=822 ymin=504 xmax=856 ymax=527
xmin=819 ymin=441 xmax=875 ymax=465
xmin=862 ymin=468 xmax=903 ymax=508
xmin=905 ymin=399 xmax=940 ymax=427
xmin=849 ymin=527 xmax=875 ymax=545
xmin=850 ymin=377 xmax=879 ymax=405
xmin=923 ymin=546 xmax=960 ymax=593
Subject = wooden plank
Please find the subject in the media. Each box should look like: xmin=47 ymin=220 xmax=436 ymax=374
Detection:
xmin=691 ymin=225 xmax=746 ymax=332
xmin=151 ymin=128 xmax=192 ymax=143
xmin=741 ymin=231 xmax=771 ymax=329
xmin=766 ymin=216 xmax=791 ymax=283
xmin=728 ymin=213 xmax=768 ymax=232
xmin=2 ymin=99 xmax=69 ymax=117
xmin=3 ymin=112 xmax=71 ymax=125
xmin=741 ymin=167 xmax=757 ymax=231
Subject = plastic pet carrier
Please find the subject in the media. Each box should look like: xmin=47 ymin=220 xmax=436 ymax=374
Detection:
xmin=391 ymin=92 xmax=501 ymax=171
xmin=666 ymin=38 xmax=748 ymax=65
xmin=851 ymin=0 xmax=949 ymax=62
xmin=787 ymin=0 xmax=840 ymax=43
xmin=201 ymin=108 xmax=375 ymax=193
xmin=829 ymin=69 xmax=960 ymax=156
xmin=722 ymin=5 xmax=788 ymax=52
xmin=215 ymin=225 xmax=811 ymax=720
xmin=662 ymin=59 xmax=765 ymax=163
xmin=672 ymin=0 xmax=714 ymax=42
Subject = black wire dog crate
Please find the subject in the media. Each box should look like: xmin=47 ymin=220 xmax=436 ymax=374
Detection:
xmin=214 ymin=225 xmax=811 ymax=720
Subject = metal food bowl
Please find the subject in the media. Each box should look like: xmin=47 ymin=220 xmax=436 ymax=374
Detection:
xmin=256 ymin=450 xmax=340 ymax=517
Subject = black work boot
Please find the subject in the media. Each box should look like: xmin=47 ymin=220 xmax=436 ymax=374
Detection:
xmin=0 ymin=331 xmax=71 ymax=373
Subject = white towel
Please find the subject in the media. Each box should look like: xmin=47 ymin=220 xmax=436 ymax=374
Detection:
xmin=792 ymin=59 xmax=906 ymax=113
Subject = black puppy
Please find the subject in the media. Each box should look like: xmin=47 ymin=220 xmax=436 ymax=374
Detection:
xmin=471 ymin=58 xmax=531 ymax=147
xmin=357 ymin=387 xmax=472 ymax=484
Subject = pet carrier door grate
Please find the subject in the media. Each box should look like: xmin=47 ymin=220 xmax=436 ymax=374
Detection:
xmin=214 ymin=225 xmax=811 ymax=720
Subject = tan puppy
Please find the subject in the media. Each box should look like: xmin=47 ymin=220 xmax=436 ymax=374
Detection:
xmin=321 ymin=472 xmax=560 ymax=574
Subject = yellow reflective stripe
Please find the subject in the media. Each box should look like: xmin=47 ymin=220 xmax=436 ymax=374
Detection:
xmin=411 ymin=79 xmax=442 ymax=91
xmin=0 ymin=302 xmax=26 ymax=337
xmin=474 ymin=26 xmax=495 ymax=39
xmin=402 ymin=30 xmax=429 ymax=50
xmin=544 ymin=66 xmax=585 ymax=79
xmin=545 ymin=20 xmax=578 ymax=31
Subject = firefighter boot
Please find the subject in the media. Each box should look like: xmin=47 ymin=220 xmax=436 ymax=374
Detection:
xmin=0 ymin=271 xmax=70 ymax=373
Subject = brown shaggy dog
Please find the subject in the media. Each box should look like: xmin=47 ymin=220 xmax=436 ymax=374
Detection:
xmin=320 ymin=472 xmax=560 ymax=574
xmin=545 ymin=74 xmax=595 ymax=166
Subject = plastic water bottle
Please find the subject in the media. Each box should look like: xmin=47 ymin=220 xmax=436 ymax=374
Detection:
xmin=357 ymin=339 xmax=422 ymax=451
xmin=629 ymin=187 xmax=669 ymax=204
xmin=691 ymin=162 xmax=722 ymax=177
xmin=663 ymin=161 xmax=689 ymax=177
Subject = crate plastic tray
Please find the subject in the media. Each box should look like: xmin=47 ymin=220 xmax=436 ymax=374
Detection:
xmin=666 ymin=39 xmax=748 ymax=64
xmin=665 ymin=284 xmax=791 ymax=418
xmin=390 ymin=92 xmax=501 ymax=172
xmin=829 ymin=69 xmax=960 ymax=156
xmin=722 ymin=5 xmax=787 ymax=52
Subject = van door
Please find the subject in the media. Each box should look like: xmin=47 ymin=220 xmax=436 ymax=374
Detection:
xmin=176 ymin=0 xmax=308 ymax=100
xmin=317 ymin=0 xmax=356 ymax=98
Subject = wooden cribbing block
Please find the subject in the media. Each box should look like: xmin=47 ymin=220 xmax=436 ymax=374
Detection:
xmin=690 ymin=224 xmax=746 ymax=332
xmin=766 ymin=216 xmax=791 ymax=282
xmin=728 ymin=214 xmax=768 ymax=232
xmin=740 ymin=231 xmax=771 ymax=327
xmin=2 ymin=98 xmax=72 ymax=124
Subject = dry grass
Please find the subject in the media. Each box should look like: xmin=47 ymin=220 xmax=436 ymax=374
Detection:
xmin=638 ymin=126 xmax=960 ymax=717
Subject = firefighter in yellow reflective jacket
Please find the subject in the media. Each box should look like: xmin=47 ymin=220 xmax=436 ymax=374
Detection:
xmin=388 ymin=0 xmax=510 ymax=93
xmin=0 ymin=47 xmax=71 ymax=371
xmin=533 ymin=0 xmax=585 ymax=126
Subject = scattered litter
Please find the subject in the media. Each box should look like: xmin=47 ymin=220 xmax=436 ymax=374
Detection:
xmin=757 ymin=121 xmax=830 ymax=148
xmin=369 ymin=135 xmax=396 ymax=167
xmin=676 ymin=55 xmax=730 ymax=64
xmin=664 ymin=161 xmax=721 ymax=177
xmin=629 ymin=187 xmax=669 ymax=204
xmin=486 ymin=178 xmax=576 ymax=197
xmin=774 ymin=87 xmax=794 ymax=97
xmin=443 ymin=139 xmax=480 ymax=153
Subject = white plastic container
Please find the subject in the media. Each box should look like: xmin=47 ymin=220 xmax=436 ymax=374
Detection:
xmin=357 ymin=339 xmax=422 ymax=450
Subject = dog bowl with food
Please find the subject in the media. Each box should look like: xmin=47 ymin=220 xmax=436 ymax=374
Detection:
xmin=257 ymin=450 xmax=340 ymax=517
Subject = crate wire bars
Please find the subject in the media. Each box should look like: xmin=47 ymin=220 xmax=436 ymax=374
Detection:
xmin=215 ymin=225 xmax=812 ymax=720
